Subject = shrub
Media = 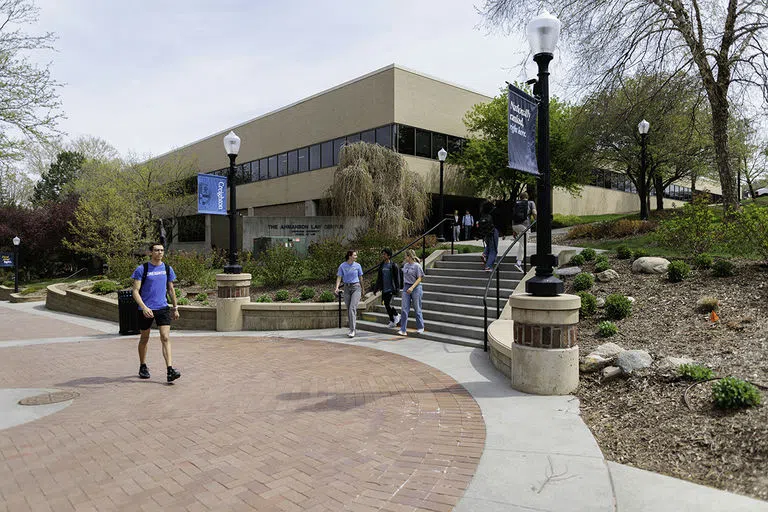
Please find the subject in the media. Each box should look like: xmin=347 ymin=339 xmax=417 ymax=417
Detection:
xmin=595 ymin=253 xmax=608 ymax=264
xmin=667 ymin=260 xmax=691 ymax=283
xmin=632 ymin=248 xmax=649 ymax=260
xmin=569 ymin=253 xmax=585 ymax=266
xmin=92 ymin=280 xmax=119 ymax=294
xmin=566 ymin=219 xmax=655 ymax=239
xmin=616 ymin=245 xmax=632 ymax=259
xmin=255 ymin=244 xmax=303 ymax=287
xmin=290 ymin=297 xmax=301 ymax=303
xmin=306 ymin=237 xmax=346 ymax=280
xmin=577 ymin=291 xmax=597 ymax=317
xmin=655 ymin=196 xmax=717 ymax=254
xmin=729 ymin=203 xmax=768 ymax=263
xmin=317 ymin=290 xmax=336 ymax=302
xmin=678 ymin=364 xmax=714 ymax=381
xmin=255 ymin=294 xmax=272 ymax=303
xmin=164 ymin=251 xmax=210 ymax=287
xmin=106 ymin=255 xmax=140 ymax=281
xmin=594 ymin=260 xmax=611 ymax=273
xmin=604 ymin=294 xmax=632 ymax=320
xmin=177 ymin=297 xmax=190 ymax=305
xmin=175 ymin=288 xmax=182 ymax=298
xmin=119 ymin=277 xmax=133 ymax=289
xmin=694 ymin=253 xmax=713 ymax=269
xmin=274 ymin=289 xmax=290 ymax=301
xmin=194 ymin=293 xmax=208 ymax=302
xmin=572 ymin=272 xmax=594 ymax=291
xmin=581 ymin=248 xmax=597 ymax=261
xmin=711 ymin=259 xmax=735 ymax=277
xmin=552 ymin=214 xmax=582 ymax=228
xmin=300 ymin=287 xmax=316 ymax=300
xmin=695 ymin=296 xmax=719 ymax=313
xmin=19 ymin=284 xmax=44 ymax=295
xmin=597 ymin=321 xmax=618 ymax=337
xmin=712 ymin=377 xmax=761 ymax=409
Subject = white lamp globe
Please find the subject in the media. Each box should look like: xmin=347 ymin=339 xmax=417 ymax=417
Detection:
xmin=437 ymin=147 xmax=448 ymax=162
xmin=12 ymin=236 xmax=20 ymax=246
xmin=223 ymin=131 xmax=241 ymax=156
xmin=638 ymin=119 xmax=650 ymax=135
xmin=526 ymin=10 xmax=561 ymax=56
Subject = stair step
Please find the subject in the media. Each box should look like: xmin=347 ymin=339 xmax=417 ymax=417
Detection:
xmin=372 ymin=305 xmax=492 ymax=327
xmin=420 ymin=282 xmax=516 ymax=297
xmin=408 ymin=291 xmax=508 ymax=307
xmin=433 ymin=260 xmax=528 ymax=272
xmin=360 ymin=312 xmax=485 ymax=340
xmin=428 ymin=267 xmax=524 ymax=280
xmin=424 ymin=274 xmax=519 ymax=290
xmin=389 ymin=299 xmax=500 ymax=318
xmin=355 ymin=320 xmax=483 ymax=349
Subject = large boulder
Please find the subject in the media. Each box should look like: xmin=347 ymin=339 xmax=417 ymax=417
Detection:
xmin=556 ymin=266 xmax=582 ymax=277
xmin=591 ymin=342 xmax=625 ymax=358
xmin=596 ymin=269 xmax=619 ymax=282
xmin=632 ymin=257 xmax=671 ymax=274
xmin=617 ymin=350 xmax=653 ymax=374
xmin=580 ymin=354 xmax=612 ymax=373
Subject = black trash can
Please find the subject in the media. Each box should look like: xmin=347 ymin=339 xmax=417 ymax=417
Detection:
xmin=118 ymin=289 xmax=140 ymax=335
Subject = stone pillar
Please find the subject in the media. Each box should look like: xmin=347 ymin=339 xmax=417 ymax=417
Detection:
xmin=509 ymin=294 xmax=580 ymax=395
xmin=216 ymin=273 xmax=252 ymax=332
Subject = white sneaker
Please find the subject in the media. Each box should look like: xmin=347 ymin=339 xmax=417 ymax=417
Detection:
xmin=397 ymin=330 xmax=407 ymax=336
xmin=347 ymin=331 xmax=355 ymax=338
xmin=513 ymin=263 xmax=524 ymax=273
xmin=386 ymin=321 xmax=395 ymax=328
xmin=416 ymin=328 xmax=425 ymax=334
xmin=394 ymin=314 xmax=401 ymax=324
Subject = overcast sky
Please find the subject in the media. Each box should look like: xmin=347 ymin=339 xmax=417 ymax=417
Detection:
xmin=32 ymin=0 xmax=567 ymax=158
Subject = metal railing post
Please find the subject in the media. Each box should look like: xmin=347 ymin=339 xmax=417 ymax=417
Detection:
xmin=338 ymin=291 xmax=342 ymax=328
xmin=483 ymin=304 xmax=488 ymax=352
xmin=496 ymin=265 xmax=500 ymax=319
xmin=422 ymin=236 xmax=426 ymax=272
xmin=523 ymin=232 xmax=528 ymax=273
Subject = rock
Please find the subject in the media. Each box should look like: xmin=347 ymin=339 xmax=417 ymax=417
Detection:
xmin=596 ymin=269 xmax=619 ymax=282
xmin=617 ymin=350 xmax=653 ymax=374
xmin=632 ymin=257 xmax=671 ymax=274
xmin=557 ymin=249 xmax=579 ymax=266
xmin=657 ymin=356 xmax=695 ymax=372
xmin=601 ymin=366 xmax=623 ymax=382
xmin=580 ymin=354 xmax=612 ymax=373
xmin=627 ymin=296 xmax=636 ymax=303
xmin=591 ymin=342 xmax=625 ymax=358
xmin=596 ymin=297 xmax=605 ymax=308
xmin=555 ymin=266 xmax=582 ymax=277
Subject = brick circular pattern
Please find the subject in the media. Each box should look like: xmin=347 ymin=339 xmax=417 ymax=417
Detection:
xmin=0 ymin=336 xmax=485 ymax=511
xmin=18 ymin=390 xmax=79 ymax=406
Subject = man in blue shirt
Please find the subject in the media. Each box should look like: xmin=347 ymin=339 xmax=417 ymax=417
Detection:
xmin=131 ymin=243 xmax=181 ymax=383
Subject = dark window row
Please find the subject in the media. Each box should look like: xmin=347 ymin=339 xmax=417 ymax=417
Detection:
xmin=590 ymin=169 xmax=637 ymax=194
xmin=395 ymin=125 xmax=463 ymax=159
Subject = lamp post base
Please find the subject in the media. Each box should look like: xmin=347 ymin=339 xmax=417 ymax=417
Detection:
xmin=525 ymin=274 xmax=564 ymax=296
xmin=223 ymin=264 xmax=243 ymax=274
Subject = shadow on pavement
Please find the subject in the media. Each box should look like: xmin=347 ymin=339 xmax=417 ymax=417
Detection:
xmin=55 ymin=375 xmax=168 ymax=387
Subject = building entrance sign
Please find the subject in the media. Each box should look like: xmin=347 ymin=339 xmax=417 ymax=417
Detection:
xmin=197 ymin=174 xmax=228 ymax=215
xmin=507 ymin=84 xmax=539 ymax=176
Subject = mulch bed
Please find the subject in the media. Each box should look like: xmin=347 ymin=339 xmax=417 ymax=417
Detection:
xmin=560 ymin=246 xmax=768 ymax=501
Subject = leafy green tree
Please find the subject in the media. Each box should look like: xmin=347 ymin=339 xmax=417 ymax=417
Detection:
xmin=32 ymin=151 xmax=86 ymax=204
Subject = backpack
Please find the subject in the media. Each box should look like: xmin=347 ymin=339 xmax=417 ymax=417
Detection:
xmin=476 ymin=213 xmax=494 ymax=238
xmin=139 ymin=262 xmax=171 ymax=294
xmin=512 ymin=200 xmax=530 ymax=224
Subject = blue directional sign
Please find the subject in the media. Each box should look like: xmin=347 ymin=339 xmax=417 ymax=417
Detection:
xmin=197 ymin=174 xmax=228 ymax=215
xmin=0 ymin=253 xmax=13 ymax=268
xmin=507 ymin=84 xmax=540 ymax=176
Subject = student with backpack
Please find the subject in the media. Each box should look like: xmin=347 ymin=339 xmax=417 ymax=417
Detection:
xmin=131 ymin=243 xmax=181 ymax=383
xmin=511 ymin=192 xmax=537 ymax=271
xmin=477 ymin=202 xmax=499 ymax=271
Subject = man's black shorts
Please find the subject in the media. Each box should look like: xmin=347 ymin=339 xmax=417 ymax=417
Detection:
xmin=137 ymin=307 xmax=172 ymax=331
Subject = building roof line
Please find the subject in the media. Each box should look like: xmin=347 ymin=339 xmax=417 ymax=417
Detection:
xmin=151 ymin=64 xmax=492 ymax=162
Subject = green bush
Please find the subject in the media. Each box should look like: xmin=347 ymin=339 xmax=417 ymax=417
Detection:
xmin=1 ymin=280 xmax=14 ymax=287
xmin=300 ymin=287 xmax=316 ymax=300
xmin=695 ymin=296 xmax=719 ymax=313
xmin=632 ymin=248 xmax=650 ymax=260
xmin=19 ymin=285 xmax=44 ymax=295
xmin=729 ymin=203 xmax=768 ymax=262
xmin=274 ymin=289 xmax=290 ymax=301
xmin=92 ymin=280 xmax=119 ymax=294
xmin=667 ymin=260 xmax=691 ymax=283
xmin=604 ymin=293 xmax=632 ymax=320
xmin=194 ymin=293 xmax=208 ymax=302
xmin=290 ymin=297 xmax=301 ymax=303
xmin=177 ymin=297 xmax=190 ymax=305
xmin=581 ymin=248 xmax=597 ymax=261
xmin=678 ymin=364 xmax=714 ymax=381
xmin=317 ymin=290 xmax=336 ymax=303
xmin=552 ymin=214 xmax=582 ymax=228
xmin=577 ymin=291 xmax=597 ymax=317
xmin=711 ymin=259 xmax=735 ymax=277
xmin=712 ymin=377 xmax=761 ymax=409
xmin=569 ymin=253 xmax=585 ymax=266
xmin=164 ymin=251 xmax=210 ymax=287
xmin=597 ymin=321 xmax=618 ymax=337
xmin=594 ymin=260 xmax=611 ymax=273
xmin=120 ymin=277 xmax=134 ymax=289
xmin=255 ymin=244 xmax=303 ymax=287
xmin=255 ymin=294 xmax=272 ymax=303
xmin=694 ymin=253 xmax=713 ymax=269
xmin=616 ymin=245 xmax=632 ymax=259
xmin=201 ymin=300 xmax=210 ymax=306
xmin=595 ymin=253 xmax=608 ymax=263
xmin=655 ymin=196 xmax=717 ymax=254
xmin=306 ymin=237 xmax=346 ymax=280
xmin=567 ymin=219 xmax=655 ymax=239
xmin=174 ymin=288 xmax=182 ymax=298
xmin=106 ymin=255 xmax=140 ymax=281
xmin=572 ymin=272 xmax=594 ymax=292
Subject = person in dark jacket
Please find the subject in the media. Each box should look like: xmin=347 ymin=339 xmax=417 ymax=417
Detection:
xmin=374 ymin=248 xmax=401 ymax=328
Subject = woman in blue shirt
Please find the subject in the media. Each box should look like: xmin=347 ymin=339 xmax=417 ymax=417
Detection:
xmin=334 ymin=250 xmax=364 ymax=338
xmin=398 ymin=249 xmax=425 ymax=336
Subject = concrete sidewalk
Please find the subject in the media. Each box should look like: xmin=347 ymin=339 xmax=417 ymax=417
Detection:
xmin=0 ymin=301 xmax=766 ymax=511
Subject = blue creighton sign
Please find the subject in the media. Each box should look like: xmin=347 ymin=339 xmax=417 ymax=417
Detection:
xmin=507 ymin=84 xmax=539 ymax=176
xmin=197 ymin=174 xmax=228 ymax=215
xmin=0 ymin=253 xmax=13 ymax=268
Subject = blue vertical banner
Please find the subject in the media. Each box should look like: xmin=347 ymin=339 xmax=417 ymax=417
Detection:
xmin=197 ymin=174 xmax=228 ymax=215
xmin=0 ymin=253 xmax=13 ymax=268
xmin=507 ymin=84 xmax=540 ymax=176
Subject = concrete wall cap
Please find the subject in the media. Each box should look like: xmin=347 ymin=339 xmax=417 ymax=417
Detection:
xmin=488 ymin=319 xmax=513 ymax=356
xmin=509 ymin=293 xmax=580 ymax=310
xmin=215 ymin=273 xmax=253 ymax=283
xmin=242 ymin=302 xmax=344 ymax=311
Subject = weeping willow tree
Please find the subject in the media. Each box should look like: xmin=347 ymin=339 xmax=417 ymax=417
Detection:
xmin=327 ymin=142 xmax=430 ymax=238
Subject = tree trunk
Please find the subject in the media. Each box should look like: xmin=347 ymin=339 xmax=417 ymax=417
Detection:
xmin=691 ymin=173 xmax=697 ymax=194
xmin=654 ymin=174 xmax=664 ymax=210
xmin=709 ymin=95 xmax=738 ymax=209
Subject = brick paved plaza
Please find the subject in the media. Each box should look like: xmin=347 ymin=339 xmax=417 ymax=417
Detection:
xmin=0 ymin=323 xmax=485 ymax=511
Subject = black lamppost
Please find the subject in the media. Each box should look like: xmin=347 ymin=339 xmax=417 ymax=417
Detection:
xmin=12 ymin=236 xmax=20 ymax=293
xmin=437 ymin=147 xmax=448 ymax=241
xmin=525 ymin=10 xmax=564 ymax=297
xmin=638 ymin=119 xmax=650 ymax=220
xmin=223 ymin=131 xmax=242 ymax=274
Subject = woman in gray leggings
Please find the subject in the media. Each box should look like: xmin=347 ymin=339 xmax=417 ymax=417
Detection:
xmin=334 ymin=250 xmax=364 ymax=338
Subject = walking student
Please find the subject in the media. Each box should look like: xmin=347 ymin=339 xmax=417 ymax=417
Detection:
xmin=511 ymin=192 xmax=537 ymax=272
xmin=131 ymin=243 xmax=181 ymax=383
xmin=334 ymin=250 xmax=364 ymax=338
xmin=373 ymin=248 xmax=400 ymax=328
xmin=452 ymin=210 xmax=461 ymax=242
xmin=477 ymin=202 xmax=499 ymax=271
xmin=397 ymin=249 xmax=424 ymax=336
xmin=461 ymin=210 xmax=474 ymax=240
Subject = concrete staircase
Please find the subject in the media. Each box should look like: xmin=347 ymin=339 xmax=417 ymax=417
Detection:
xmin=358 ymin=252 xmax=524 ymax=348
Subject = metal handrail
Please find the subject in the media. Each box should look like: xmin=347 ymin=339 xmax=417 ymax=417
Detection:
xmin=337 ymin=217 xmax=456 ymax=328
xmin=481 ymin=221 xmax=537 ymax=352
